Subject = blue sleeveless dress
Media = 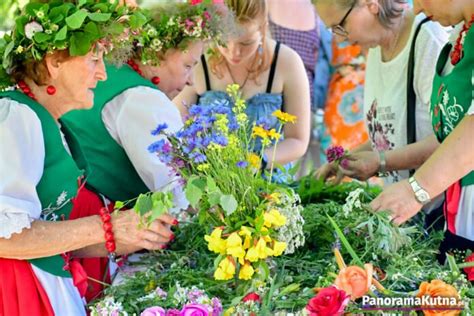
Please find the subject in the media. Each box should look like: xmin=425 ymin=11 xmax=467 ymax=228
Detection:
xmin=198 ymin=43 xmax=292 ymax=183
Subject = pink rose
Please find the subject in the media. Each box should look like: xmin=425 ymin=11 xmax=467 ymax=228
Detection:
xmin=141 ymin=306 xmax=166 ymax=316
xmin=180 ymin=304 xmax=209 ymax=316
xmin=167 ymin=309 xmax=181 ymax=316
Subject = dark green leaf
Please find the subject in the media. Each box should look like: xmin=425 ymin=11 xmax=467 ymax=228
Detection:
xmin=134 ymin=194 xmax=152 ymax=216
xmin=25 ymin=3 xmax=43 ymax=17
xmin=65 ymin=9 xmax=88 ymax=30
xmin=33 ymin=32 xmax=51 ymax=44
xmin=54 ymin=26 xmax=67 ymax=41
xmin=70 ymin=33 xmax=92 ymax=56
xmin=88 ymin=12 xmax=111 ymax=22
xmin=15 ymin=16 xmax=29 ymax=36
xmin=107 ymin=21 xmax=125 ymax=35
xmin=2 ymin=41 xmax=14 ymax=69
xmin=84 ymin=21 xmax=100 ymax=38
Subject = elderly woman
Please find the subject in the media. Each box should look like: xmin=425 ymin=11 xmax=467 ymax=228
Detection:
xmin=174 ymin=0 xmax=311 ymax=181
xmin=372 ymin=0 xmax=474 ymax=265
xmin=60 ymin=2 xmax=229 ymax=300
xmin=0 ymin=1 xmax=176 ymax=315
xmin=314 ymin=0 xmax=448 ymax=222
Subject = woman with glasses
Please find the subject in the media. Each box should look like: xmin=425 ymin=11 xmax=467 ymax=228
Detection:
xmin=314 ymin=0 xmax=447 ymax=222
xmin=372 ymin=0 xmax=474 ymax=267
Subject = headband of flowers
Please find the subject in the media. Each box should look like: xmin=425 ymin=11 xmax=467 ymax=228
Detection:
xmin=0 ymin=0 xmax=149 ymax=90
xmin=135 ymin=1 xmax=233 ymax=65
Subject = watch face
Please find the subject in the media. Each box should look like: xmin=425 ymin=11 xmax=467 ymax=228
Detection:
xmin=417 ymin=191 xmax=430 ymax=203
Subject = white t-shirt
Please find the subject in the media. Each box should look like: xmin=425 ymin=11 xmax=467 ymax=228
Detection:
xmin=364 ymin=14 xmax=449 ymax=185
xmin=102 ymin=86 xmax=189 ymax=215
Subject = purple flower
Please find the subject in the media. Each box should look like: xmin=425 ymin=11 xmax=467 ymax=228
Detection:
xmin=148 ymin=139 xmax=167 ymax=153
xmin=151 ymin=123 xmax=169 ymax=136
xmin=190 ymin=152 xmax=207 ymax=164
xmin=236 ymin=161 xmax=248 ymax=168
xmin=211 ymin=298 xmax=222 ymax=316
xmin=155 ymin=287 xmax=168 ymax=299
xmin=167 ymin=309 xmax=181 ymax=316
xmin=326 ymin=145 xmax=345 ymax=163
xmin=256 ymin=117 xmax=272 ymax=130
xmin=180 ymin=304 xmax=209 ymax=316
xmin=187 ymin=288 xmax=205 ymax=302
xmin=141 ymin=306 xmax=166 ymax=316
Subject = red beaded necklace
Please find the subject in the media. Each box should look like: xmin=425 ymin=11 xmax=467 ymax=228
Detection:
xmin=127 ymin=59 xmax=161 ymax=85
xmin=450 ymin=14 xmax=474 ymax=65
xmin=17 ymin=80 xmax=37 ymax=100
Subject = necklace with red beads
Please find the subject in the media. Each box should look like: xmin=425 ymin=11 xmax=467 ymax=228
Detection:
xmin=127 ymin=59 xmax=161 ymax=85
xmin=450 ymin=14 xmax=474 ymax=66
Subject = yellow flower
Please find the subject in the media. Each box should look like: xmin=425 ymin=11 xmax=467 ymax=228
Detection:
xmin=273 ymin=241 xmax=287 ymax=256
xmin=238 ymin=261 xmax=255 ymax=280
xmin=226 ymin=233 xmax=246 ymax=263
xmin=236 ymin=113 xmax=248 ymax=125
xmin=263 ymin=209 xmax=287 ymax=228
xmin=228 ymin=135 xmax=239 ymax=148
xmin=239 ymin=227 xmax=253 ymax=247
xmin=263 ymin=235 xmax=272 ymax=243
xmin=204 ymin=228 xmax=226 ymax=255
xmin=267 ymin=128 xmax=281 ymax=140
xmin=144 ymin=279 xmax=156 ymax=292
xmin=215 ymin=114 xmax=229 ymax=134
xmin=247 ymin=153 xmax=261 ymax=169
xmin=245 ymin=246 xmax=259 ymax=262
xmin=197 ymin=163 xmax=210 ymax=172
xmin=234 ymin=98 xmax=246 ymax=112
xmin=214 ymin=257 xmax=236 ymax=280
xmin=252 ymin=126 xmax=269 ymax=139
xmin=223 ymin=307 xmax=236 ymax=316
xmin=226 ymin=83 xmax=240 ymax=96
xmin=255 ymin=238 xmax=274 ymax=259
xmin=208 ymin=143 xmax=223 ymax=152
xmin=266 ymin=192 xmax=281 ymax=204
xmin=272 ymin=110 xmax=297 ymax=123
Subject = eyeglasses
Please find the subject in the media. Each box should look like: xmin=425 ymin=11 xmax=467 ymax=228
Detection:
xmin=331 ymin=1 xmax=356 ymax=37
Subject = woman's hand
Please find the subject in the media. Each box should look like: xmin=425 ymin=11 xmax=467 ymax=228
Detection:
xmin=370 ymin=180 xmax=422 ymax=225
xmin=338 ymin=151 xmax=380 ymax=181
xmin=314 ymin=162 xmax=344 ymax=184
xmin=112 ymin=211 xmax=176 ymax=251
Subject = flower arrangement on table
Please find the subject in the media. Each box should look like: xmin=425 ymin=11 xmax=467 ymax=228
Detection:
xmin=146 ymin=84 xmax=305 ymax=283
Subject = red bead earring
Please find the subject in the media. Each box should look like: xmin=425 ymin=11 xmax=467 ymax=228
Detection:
xmin=151 ymin=76 xmax=160 ymax=85
xmin=46 ymin=85 xmax=56 ymax=95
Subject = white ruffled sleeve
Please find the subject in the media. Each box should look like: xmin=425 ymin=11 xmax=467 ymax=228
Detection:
xmin=102 ymin=86 xmax=189 ymax=214
xmin=0 ymin=99 xmax=44 ymax=239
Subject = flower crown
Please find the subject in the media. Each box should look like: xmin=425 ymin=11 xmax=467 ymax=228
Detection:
xmin=0 ymin=0 xmax=149 ymax=90
xmin=136 ymin=1 xmax=232 ymax=65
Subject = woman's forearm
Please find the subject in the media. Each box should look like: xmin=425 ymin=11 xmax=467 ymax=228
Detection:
xmin=415 ymin=116 xmax=474 ymax=197
xmin=73 ymin=243 xmax=142 ymax=258
xmin=385 ymin=135 xmax=440 ymax=171
xmin=264 ymin=137 xmax=308 ymax=167
xmin=0 ymin=216 xmax=103 ymax=260
xmin=349 ymin=141 xmax=372 ymax=154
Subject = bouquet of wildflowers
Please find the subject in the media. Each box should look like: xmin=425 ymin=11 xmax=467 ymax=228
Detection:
xmin=148 ymin=84 xmax=304 ymax=282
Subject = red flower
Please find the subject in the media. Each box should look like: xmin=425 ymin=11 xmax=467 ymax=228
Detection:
xmin=463 ymin=254 xmax=474 ymax=281
xmin=190 ymin=0 xmax=203 ymax=5
xmin=306 ymin=286 xmax=350 ymax=316
xmin=242 ymin=292 xmax=261 ymax=303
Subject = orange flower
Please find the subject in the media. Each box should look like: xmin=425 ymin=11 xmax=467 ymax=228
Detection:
xmin=334 ymin=264 xmax=373 ymax=300
xmin=417 ymin=280 xmax=462 ymax=316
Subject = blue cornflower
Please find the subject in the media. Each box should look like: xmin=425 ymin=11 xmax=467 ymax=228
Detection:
xmin=211 ymin=134 xmax=228 ymax=146
xmin=228 ymin=117 xmax=239 ymax=131
xmin=213 ymin=104 xmax=231 ymax=114
xmin=147 ymin=139 xmax=167 ymax=153
xmin=236 ymin=161 xmax=248 ymax=168
xmin=151 ymin=123 xmax=168 ymax=136
xmin=189 ymin=151 xmax=207 ymax=163
xmin=189 ymin=105 xmax=204 ymax=116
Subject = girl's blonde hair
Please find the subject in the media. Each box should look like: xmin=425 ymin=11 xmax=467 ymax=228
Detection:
xmin=208 ymin=0 xmax=270 ymax=83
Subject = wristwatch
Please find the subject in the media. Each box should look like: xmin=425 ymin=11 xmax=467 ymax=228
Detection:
xmin=408 ymin=176 xmax=431 ymax=205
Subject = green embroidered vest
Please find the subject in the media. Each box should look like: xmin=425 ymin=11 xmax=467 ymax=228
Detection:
xmin=61 ymin=64 xmax=157 ymax=202
xmin=0 ymin=91 xmax=83 ymax=278
xmin=430 ymin=26 xmax=474 ymax=187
